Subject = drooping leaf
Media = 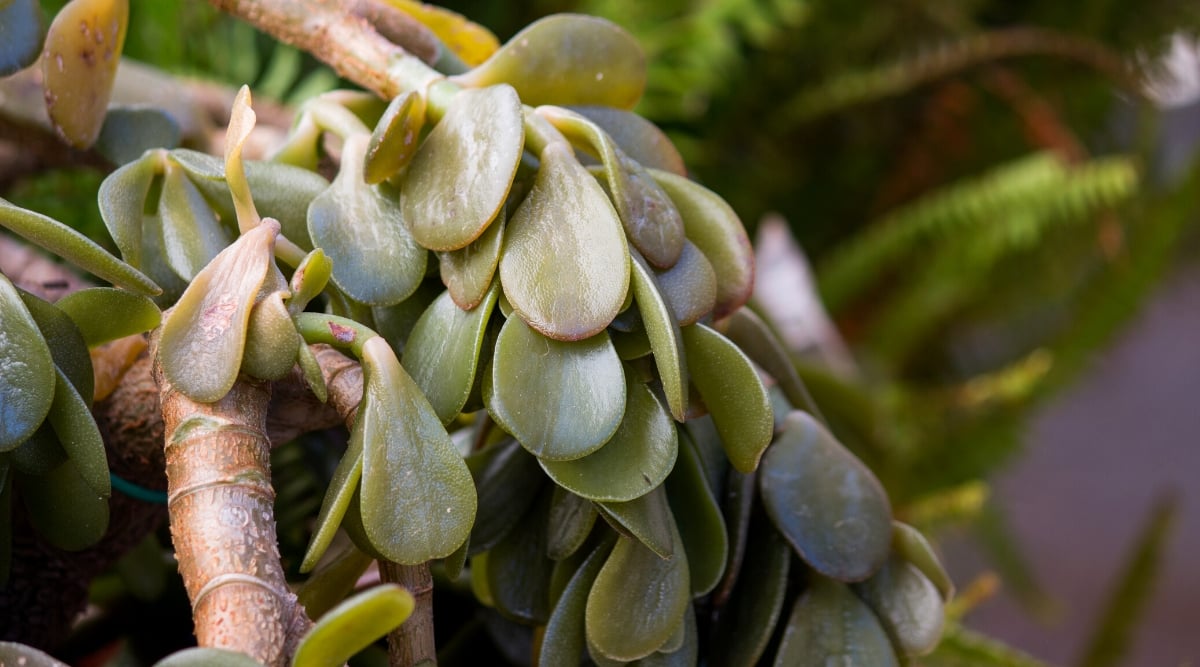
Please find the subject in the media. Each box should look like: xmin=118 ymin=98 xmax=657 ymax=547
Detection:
xmin=402 ymin=284 xmax=498 ymax=424
xmin=439 ymin=214 xmax=505 ymax=311
xmin=488 ymin=315 xmax=625 ymax=460
xmin=773 ymin=576 xmax=899 ymax=667
xmin=720 ymin=308 xmax=813 ymax=412
xmin=629 ymin=252 xmax=688 ymax=421
xmin=540 ymin=377 xmax=676 ymax=502
xmin=654 ymin=241 xmax=717 ymax=326
xmin=308 ymin=135 xmax=426 ymax=306
xmin=586 ymin=518 xmax=690 ymax=662
xmin=854 ymin=556 xmax=945 ymax=656
xmin=711 ymin=517 xmax=792 ymax=667
xmin=597 ymin=485 xmax=674 ymax=559
xmin=0 ymin=0 xmax=42 ymax=77
xmin=0 ymin=198 xmax=160 ymax=295
xmin=17 ymin=459 xmax=108 ymax=551
xmin=402 ymin=85 xmax=523 ymax=251
xmin=547 ymin=485 xmax=599 ymax=561
xmin=152 ymin=647 xmax=263 ymax=666
xmin=55 ymin=288 xmax=161 ymax=346
xmin=95 ymin=106 xmax=181 ymax=166
xmin=541 ymin=106 xmax=684 ymax=268
xmin=540 ymin=536 xmax=616 ymax=667
xmin=159 ymin=158 xmax=232 ymax=281
xmin=42 ymin=0 xmax=129 ymax=148
xmin=651 ymin=170 xmax=753 ymax=319
xmin=682 ymin=323 xmax=773 ymax=473
xmin=570 ymin=106 xmax=686 ymax=176
xmin=45 ymin=367 xmax=109 ymax=497
xmin=292 ymin=584 xmax=415 ymax=667
xmin=0 ymin=641 xmax=69 ymax=667
xmin=499 ymin=140 xmax=630 ymax=341
xmin=359 ymin=337 xmax=477 ymax=563
xmin=158 ymin=221 xmax=278 ymax=403
xmin=486 ymin=489 xmax=554 ymax=624
xmin=465 ymin=436 xmax=544 ymax=555
xmin=0 ymin=275 xmax=56 ymax=451
xmin=759 ymin=411 xmax=892 ymax=582
xmin=455 ymin=14 xmax=646 ymax=109
xmin=665 ymin=428 xmax=726 ymax=596
xmin=364 ymin=90 xmax=426 ymax=185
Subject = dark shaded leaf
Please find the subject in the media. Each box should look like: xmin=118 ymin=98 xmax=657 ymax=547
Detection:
xmin=547 ymin=485 xmax=599 ymax=561
xmin=597 ymin=486 xmax=674 ymax=559
xmin=773 ymin=576 xmax=898 ymax=667
xmin=665 ymin=428 xmax=726 ymax=596
xmin=466 ymin=436 xmax=544 ymax=555
xmin=541 ymin=536 xmax=618 ymax=667
xmin=0 ymin=0 xmax=42 ymax=77
xmin=711 ymin=516 xmax=791 ymax=667
xmin=18 ymin=459 xmax=108 ymax=551
xmin=855 ymin=555 xmax=945 ymax=656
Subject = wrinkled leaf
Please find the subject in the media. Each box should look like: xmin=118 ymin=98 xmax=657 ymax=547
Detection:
xmin=439 ymin=214 xmax=505 ymax=311
xmin=893 ymin=521 xmax=955 ymax=601
xmin=651 ymin=170 xmax=753 ymax=319
xmin=455 ymin=14 xmax=646 ymax=109
xmin=682 ymin=323 xmax=772 ymax=473
xmin=586 ymin=518 xmax=690 ymax=662
xmin=0 ymin=275 xmax=55 ymax=451
xmin=0 ymin=0 xmax=42 ymax=77
xmin=597 ymin=486 xmax=674 ymax=559
xmin=466 ymin=436 xmax=544 ymax=555
xmin=547 ymin=485 xmax=598 ymax=561
xmin=499 ymin=140 xmax=629 ymax=341
xmin=855 ymin=555 xmax=945 ymax=656
xmin=293 ymin=584 xmax=415 ymax=667
xmin=402 ymin=85 xmax=523 ymax=251
xmin=95 ymin=106 xmax=181 ymax=166
xmin=359 ymin=336 xmax=477 ymax=563
xmin=773 ymin=576 xmax=899 ymax=667
xmin=309 ymin=135 xmax=426 ymax=306
xmin=0 ymin=641 xmax=69 ymax=667
xmin=570 ymin=106 xmax=686 ymax=176
xmin=364 ymin=90 xmax=425 ymax=184
xmin=0 ymin=197 xmax=159 ymax=295
xmin=18 ymin=459 xmax=108 ymax=551
xmin=540 ymin=536 xmax=616 ymax=667
xmin=152 ymin=647 xmax=263 ymax=666
xmin=402 ymin=284 xmax=498 ymax=424
xmin=540 ymin=377 xmax=676 ymax=502
xmin=160 ymin=158 xmax=231 ymax=280
xmin=488 ymin=316 xmax=625 ymax=460
xmin=629 ymin=252 xmax=687 ymax=421
xmin=55 ymin=288 xmax=161 ymax=346
xmin=159 ymin=221 xmax=277 ymax=402
xmin=760 ymin=411 xmax=892 ymax=582
xmin=42 ymin=0 xmax=129 ymax=147
xmin=711 ymin=517 xmax=792 ymax=667
xmin=654 ymin=240 xmax=716 ymax=326
xmin=486 ymin=489 xmax=554 ymax=623
xmin=665 ymin=428 xmax=726 ymax=596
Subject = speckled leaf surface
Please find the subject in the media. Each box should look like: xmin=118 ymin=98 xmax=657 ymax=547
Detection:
xmin=18 ymin=459 xmax=108 ymax=551
xmin=42 ymin=0 xmax=129 ymax=147
xmin=629 ymin=253 xmax=687 ymax=421
xmin=45 ymin=367 xmax=109 ymax=497
xmin=18 ymin=291 xmax=93 ymax=401
xmin=773 ymin=576 xmax=899 ymax=667
xmin=760 ymin=411 xmax=892 ymax=582
xmin=0 ymin=274 xmax=55 ymax=451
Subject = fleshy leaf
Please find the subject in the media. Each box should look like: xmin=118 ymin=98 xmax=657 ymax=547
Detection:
xmin=158 ymin=221 xmax=278 ymax=403
xmin=586 ymin=519 xmax=690 ymax=662
xmin=292 ymin=584 xmax=415 ymax=667
xmin=665 ymin=429 xmax=726 ymax=596
xmin=359 ymin=336 xmax=477 ymax=563
xmin=300 ymin=425 xmax=363 ymax=573
xmin=95 ymin=106 xmax=181 ymax=166
xmin=540 ymin=377 xmax=676 ymax=502
xmin=466 ymin=436 xmax=543 ymax=555
xmin=309 ymin=135 xmax=426 ymax=306
xmin=439 ymin=214 xmax=505 ymax=311
xmin=0 ymin=198 xmax=160 ymax=295
xmin=681 ymin=323 xmax=772 ymax=473
xmin=0 ymin=642 xmax=69 ymax=667
xmin=401 ymin=85 xmax=523 ymax=251
xmin=638 ymin=604 xmax=697 ymax=666
xmin=570 ymin=106 xmax=686 ymax=176
xmin=297 ymin=543 xmax=374 ymax=619
xmin=499 ymin=140 xmax=630 ymax=341
xmin=651 ymin=170 xmax=754 ymax=319
xmin=773 ymin=576 xmax=899 ymax=667
xmin=540 ymin=536 xmax=615 ymax=667
xmin=402 ymin=284 xmax=498 ymax=424
xmin=45 ymin=367 xmax=110 ymax=497
xmin=18 ymin=291 xmax=93 ymax=400
xmin=42 ymin=0 xmax=129 ymax=148
xmin=454 ymin=14 xmax=646 ymax=109
xmin=18 ymin=459 xmax=108 ymax=551
xmin=152 ymin=648 xmax=263 ymax=666
xmin=654 ymin=240 xmax=717 ymax=326
xmin=288 ymin=249 xmax=333 ymax=316
xmin=0 ymin=0 xmax=42 ymax=77
xmin=160 ymin=158 xmax=232 ymax=281
xmin=55 ymin=288 xmax=161 ymax=346
xmin=390 ymin=0 xmax=500 ymax=67
xmin=854 ymin=555 xmax=945 ymax=656
xmin=597 ymin=486 xmax=674 ymax=559
xmin=10 ymin=426 xmax=67 ymax=476
xmin=711 ymin=517 xmax=792 ymax=667
xmin=488 ymin=315 xmax=625 ymax=461
xmin=547 ymin=485 xmax=598 ymax=561
xmin=0 ymin=274 xmax=56 ymax=451
xmin=97 ymin=151 xmax=158 ymax=270
xmin=719 ymin=308 xmax=811 ymax=411
xmin=364 ymin=90 xmax=426 ymax=185
xmin=892 ymin=521 xmax=955 ymax=601
xmin=485 ymin=490 xmax=554 ymax=623
xmin=242 ymin=286 xmax=300 ymax=381
xmin=224 ymin=86 xmax=259 ymax=230
xmin=760 ymin=411 xmax=892 ymax=582
xmin=629 ymin=252 xmax=687 ymax=421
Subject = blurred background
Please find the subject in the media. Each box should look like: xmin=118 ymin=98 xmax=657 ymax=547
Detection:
xmin=5 ymin=1 xmax=1200 ymax=664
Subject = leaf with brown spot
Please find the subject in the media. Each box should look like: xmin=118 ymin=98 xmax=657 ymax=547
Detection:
xmin=42 ymin=0 xmax=129 ymax=148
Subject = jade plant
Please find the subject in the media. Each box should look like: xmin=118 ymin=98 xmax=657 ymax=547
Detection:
xmin=0 ymin=0 xmax=951 ymax=665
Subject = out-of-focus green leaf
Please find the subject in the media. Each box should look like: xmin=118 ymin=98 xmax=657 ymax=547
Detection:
xmin=720 ymin=308 xmax=814 ymax=414
xmin=98 ymin=151 xmax=159 ymax=271
xmin=486 ymin=489 xmax=554 ymax=623
xmin=365 ymin=90 xmax=426 ymax=185
xmin=152 ymin=647 xmax=262 ymax=666
xmin=402 ymin=284 xmax=498 ymax=424
xmin=488 ymin=316 xmax=625 ymax=460
xmin=359 ymin=337 xmax=476 ymax=563
xmin=297 ymin=541 xmax=374 ymax=619
xmin=500 ymin=140 xmax=630 ymax=341
xmin=0 ymin=0 xmax=41 ymax=77
xmin=541 ymin=377 xmax=676 ymax=502
xmin=0 ymin=641 xmax=69 ymax=666
xmin=586 ymin=518 xmax=690 ymax=662
xmin=55 ymin=288 xmax=162 ymax=346
xmin=455 ymin=14 xmax=646 ymax=109
xmin=0 ymin=198 xmax=160 ymax=295
xmin=760 ymin=411 xmax=892 ymax=582
xmin=465 ymin=436 xmax=544 ymax=555
xmin=547 ymin=485 xmax=598 ymax=561
xmin=10 ymin=426 xmax=67 ymax=476
xmin=18 ymin=458 xmax=108 ymax=551
xmin=0 ymin=275 xmax=56 ymax=451
xmin=893 ymin=521 xmax=955 ymax=601
xmin=158 ymin=221 xmax=278 ymax=403
xmin=711 ymin=516 xmax=792 ymax=667
xmin=402 ymin=85 xmax=523 ymax=251
xmin=681 ymin=323 xmax=772 ymax=473
xmin=635 ymin=604 xmax=697 ymax=666
xmin=570 ymin=106 xmax=686 ymax=176
xmin=95 ymin=106 xmax=181 ymax=166
xmin=292 ymin=584 xmax=415 ymax=667
xmin=855 ymin=555 xmax=945 ymax=656
xmin=665 ymin=428 xmax=726 ymax=596
xmin=773 ymin=576 xmax=899 ymax=666
xmin=42 ymin=0 xmax=129 ymax=148
xmin=629 ymin=252 xmax=687 ymax=421
xmin=308 ymin=135 xmax=426 ymax=306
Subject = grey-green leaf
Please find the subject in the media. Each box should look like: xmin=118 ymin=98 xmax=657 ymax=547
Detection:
xmin=654 ymin=240 xmax=716 ymax=326
xmin=760 ymin=411 xmax=892 ymax=582
xmin=547 ymin=485 xmax=598 ymax=561
xmin=488 ymin=316 xmax=625 ymax=460
xmin=773 ymin=576 xmax=899 ymax=667
xmin=17 ymin=290 xmax=93 ymax=401
xmin=401 ymin=85 xmax=523 ymax=251
xmin=18 ymin=459 xmax=108 ymax=551
xmin=0 ymin=275 xmax=55 ymax=451
xmin=439 ymin=214 xmax=505 ymax=311
xmin=98 ymin=151 xmax=159 ymax=270
xmin=540 ymin=537 xmax=616 ymax=667
xmin=46 ymin=367 xmax=109 ymax=497
xmin=629 ymin=252 xmax=687 ymax=421
xmin=682 ymin=323 xmax=773 ymax=473
xmin=359 ymin=337 xmax=477 ymax=563
xmin=153 ymin=647 xmax=263 ymax=666
xmin=0 ymin=0 xmax=42 ymax=77
xmin=292 ymin=584 xmax=415 ymax=667
xmin=665 ymin=428 xmax=726 ymax=596
xmin=159 ymin=158 xmax=231 ymax=281
xmin=55 ymin=288 xmax=162 ymax=346
xmin=540 ymin=377 xmax=676 ymax=502
xmin=0 ymin=641 xmax=69 ymax=667
xmin=892 ymin=521 xmax=955 ymax=601
xmin=854 ymin=555 xmax=945 ymax=656
xmin=597 ymin=485 xmax=674 ymax=559
xmin=95 ymin=106 xmax=181 ymax=166
xmin=570 ymin=106 xmax=686 ymax=176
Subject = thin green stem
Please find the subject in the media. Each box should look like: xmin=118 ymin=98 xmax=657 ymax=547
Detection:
xmin=294 ymin=312 xmax=380 ymax=359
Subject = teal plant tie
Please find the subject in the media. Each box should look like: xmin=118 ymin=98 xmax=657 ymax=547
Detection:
xmin=109 ymin=472 xmax=168 ymax=504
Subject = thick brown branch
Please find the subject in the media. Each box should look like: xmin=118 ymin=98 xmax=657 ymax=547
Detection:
xmin=381 ymin=561 xmax=437 ymax=667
